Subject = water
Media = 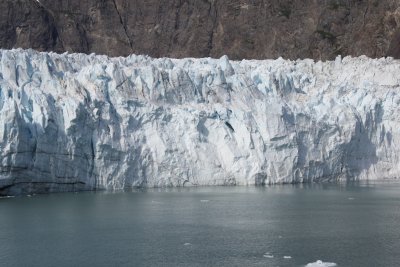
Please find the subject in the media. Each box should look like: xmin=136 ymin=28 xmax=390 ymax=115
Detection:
xmin=1 ymin=182 xmax=400 ymax=267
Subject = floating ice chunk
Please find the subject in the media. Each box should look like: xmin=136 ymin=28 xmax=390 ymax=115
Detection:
xmin=283 ymin=256 xmax=292 ymax=259
xmin=305 ymin=260 xmax=337 ymax=267
xmin=263 ymin=252 xmax=274 ymax=258
xmin=348 ymin=197 xmax=355 ymax=200
xmin=184 ymin=243 xmax=192 ymax=246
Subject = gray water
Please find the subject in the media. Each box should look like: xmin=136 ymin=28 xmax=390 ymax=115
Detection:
xmin=1 ymin=183 xmax=400 ymax=267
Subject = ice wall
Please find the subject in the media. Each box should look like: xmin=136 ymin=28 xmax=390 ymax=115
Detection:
xmin=0 ymin=49 xmax=399 ymax=195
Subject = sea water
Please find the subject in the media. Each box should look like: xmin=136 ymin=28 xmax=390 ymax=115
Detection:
xmin=1 ymin=182 xmax=400 ymax=266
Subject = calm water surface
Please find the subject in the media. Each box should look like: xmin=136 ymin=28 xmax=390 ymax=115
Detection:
xmin=1 ymin=182 xmax=400 ymax=267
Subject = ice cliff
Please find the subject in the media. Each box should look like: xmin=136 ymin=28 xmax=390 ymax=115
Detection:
xmin=0 ymin=49 xmax=399 ymax=195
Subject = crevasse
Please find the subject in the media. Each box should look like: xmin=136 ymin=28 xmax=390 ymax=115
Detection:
xmin=0 ymin=49 xmax=399 ymax=195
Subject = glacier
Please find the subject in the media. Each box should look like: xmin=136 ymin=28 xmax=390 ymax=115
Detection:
xmin=0 ymin=49 xmax=399 ymax=195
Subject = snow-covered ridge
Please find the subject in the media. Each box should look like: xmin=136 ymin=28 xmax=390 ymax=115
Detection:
xmin=0 ymin=49 xmax=399 ymax=195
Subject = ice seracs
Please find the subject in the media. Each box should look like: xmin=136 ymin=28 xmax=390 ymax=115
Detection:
xmin=0 ymin=49 xmax=400 ymax=195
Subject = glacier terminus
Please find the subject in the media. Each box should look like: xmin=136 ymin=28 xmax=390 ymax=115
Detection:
xmin=0 ymin=49 xmax=399 ymax=195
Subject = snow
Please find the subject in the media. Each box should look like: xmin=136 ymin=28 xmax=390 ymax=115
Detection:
xmin=0 ymin=48 xmax=400 ymax=194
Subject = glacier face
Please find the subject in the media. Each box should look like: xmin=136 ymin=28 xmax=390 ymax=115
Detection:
xmin=0 ymin=49 xmax=399 ymax=195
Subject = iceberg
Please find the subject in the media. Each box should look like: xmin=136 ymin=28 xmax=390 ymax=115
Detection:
xmin=305 ymin=260 xmax=337 ymax=267
xmin=0 ymin=49 xmax=399 ymax=195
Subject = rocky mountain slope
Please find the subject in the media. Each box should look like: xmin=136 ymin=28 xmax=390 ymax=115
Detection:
xmin=0 ymin=49 xmax=399 ymax=195
xmin=1 ymin=0 xmax=400 ymax=60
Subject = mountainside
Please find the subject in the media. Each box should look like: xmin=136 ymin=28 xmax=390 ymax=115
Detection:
xmin=1 ymin=0 xmax=400 ymax=60
xmin=0 ymin=49 xmax=399 ymax=195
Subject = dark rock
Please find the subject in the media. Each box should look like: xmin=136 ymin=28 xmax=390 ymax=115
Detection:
xmin=1 ymin=0 xmax=400 ymax=60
